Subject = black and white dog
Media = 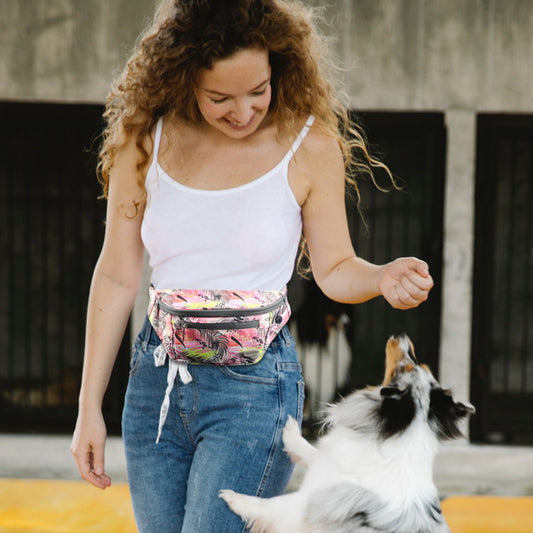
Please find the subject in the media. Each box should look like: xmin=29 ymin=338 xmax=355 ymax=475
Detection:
xmin=220 ymin=333 xmax=475 ymax=533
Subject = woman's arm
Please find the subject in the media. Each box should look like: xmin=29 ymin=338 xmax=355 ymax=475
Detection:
xmin=70 ymin=136 xmax=146 ymax=489
xmin=295 ymin=129 xmax=433 ymax=308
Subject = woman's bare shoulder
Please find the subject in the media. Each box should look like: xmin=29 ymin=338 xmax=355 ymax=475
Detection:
xmin=297 ymin=121 xmax=344 ymax=176
xmin=288 ymin=119 xmax=345 ymax=205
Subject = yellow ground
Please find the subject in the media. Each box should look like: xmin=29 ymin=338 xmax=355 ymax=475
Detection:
xmin=442 ymin=495 xmax=533 ymax=533
xmin=0 ymin=479 xmax=135 ymax=532
xmin=0 ymin=479 xmax=532 ymax=532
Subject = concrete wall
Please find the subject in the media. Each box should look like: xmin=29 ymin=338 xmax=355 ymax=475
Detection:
xmin=314 ymin=0 xmax=533 ymax=112
xmin=1 ymin=0 xmax=532 ymax=433
xmin=0 ymin=0 xmax=155 ymax=103
xmin=4 ymin=1 xmax=531 ymax=109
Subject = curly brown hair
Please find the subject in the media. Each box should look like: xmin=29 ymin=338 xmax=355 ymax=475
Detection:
xmin=98 ymin=0 xmax=393 ymax=272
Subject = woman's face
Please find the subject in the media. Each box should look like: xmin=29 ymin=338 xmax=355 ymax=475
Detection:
xmin=195 ymin=47 xmax=272 ymax=139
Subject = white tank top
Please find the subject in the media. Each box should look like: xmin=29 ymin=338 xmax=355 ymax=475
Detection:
xmin=141 ymin=116 xmax=314 ymax=290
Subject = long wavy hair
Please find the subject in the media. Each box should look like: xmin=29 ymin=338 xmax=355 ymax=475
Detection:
xmin=98 ymin=0 xmax=394 ymax=273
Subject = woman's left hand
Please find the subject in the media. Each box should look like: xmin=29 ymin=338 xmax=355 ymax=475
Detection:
xmin=378 ymin=257 xmax=434 ymax=310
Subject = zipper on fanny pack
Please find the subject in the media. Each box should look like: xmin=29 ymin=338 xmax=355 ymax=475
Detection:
xmin=179 ymin=320 xmax=260 ymax=330
xmin=156 ymin=295 xmax=285 ymax=317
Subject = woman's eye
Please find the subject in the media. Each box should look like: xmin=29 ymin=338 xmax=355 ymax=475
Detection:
xmin=209 ymin=87 xmax=267 ymax=104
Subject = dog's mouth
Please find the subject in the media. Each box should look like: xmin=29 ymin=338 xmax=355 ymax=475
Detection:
xmin=383 ymin=333 xmax=420 ymax=385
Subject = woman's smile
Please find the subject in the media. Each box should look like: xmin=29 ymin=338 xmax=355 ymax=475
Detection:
xmin=224 ymin=114 xmax=256 ymax=129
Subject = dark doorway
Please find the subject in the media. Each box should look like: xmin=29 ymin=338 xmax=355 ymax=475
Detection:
xmin=0 ymin=102 xmax=129 ymax=434
xmin=347 ymin=112 xmax=446 ymax=386
xmin=471 ymin=114 xmax=533 ymax=444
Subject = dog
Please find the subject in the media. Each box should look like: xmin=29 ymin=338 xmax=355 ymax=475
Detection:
xmin=220 ymin=333 xmax=475 ymax=533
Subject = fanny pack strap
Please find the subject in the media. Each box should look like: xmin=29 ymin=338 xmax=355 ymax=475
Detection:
xmin=154 ymin=345 xmax=193 ymax=443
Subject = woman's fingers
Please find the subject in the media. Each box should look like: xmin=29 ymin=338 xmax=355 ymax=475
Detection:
xmin=381 ymin=257 xmax=434 ymax=309
xmin=71 ymin=440 xmax=111 ymax=490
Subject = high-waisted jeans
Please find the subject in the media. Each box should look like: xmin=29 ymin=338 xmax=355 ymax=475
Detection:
xmin=122 ymin=317 xmax=305 ymax=532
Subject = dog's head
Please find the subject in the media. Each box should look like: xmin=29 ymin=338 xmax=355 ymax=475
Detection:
xmin=326 ymin=333 xmax=475 ymax=442
xmin=378 ymin=333 xmax=475 ymax=440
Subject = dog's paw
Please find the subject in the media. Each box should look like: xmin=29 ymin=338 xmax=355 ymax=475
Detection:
xmin=219 ymin=489 xmax=253 ymax=518
xmin=219 ymin=490 xmax=240 ymax=512
xmin=219 ymin=489 xmax=236 ymax=504
xmin=283 ymin=415 xmax=300 ymax=441
xmin=283 ymin=416 xmax=303 ymax=463
xmin=283 ymin=415 xmax=318 ymax=467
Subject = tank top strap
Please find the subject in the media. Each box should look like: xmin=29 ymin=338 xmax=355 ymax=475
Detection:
xmin=151 ymin=118 xmax=164 ymax=169
xmin=146 ymin=118 xmax=164 ymax=183
xmin=153 ymin=117 xmax=164 ymax=160
xmin=286 ymin=115 xmax=315 ymax=161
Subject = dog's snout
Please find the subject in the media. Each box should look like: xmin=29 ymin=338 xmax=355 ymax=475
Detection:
xmin=390 ymin=333 xmax=418 ymax=362
xmin=383 ymin=333 xmax=418 ymax=385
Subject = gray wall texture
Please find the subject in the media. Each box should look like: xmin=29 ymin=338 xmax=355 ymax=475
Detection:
xmin=1 ymin=0 xmax=532 ymax=111
xmin=0 ymin=0 xmax=155 ymax=102
xmin=328 ymin=0 xmax=533 ymax=111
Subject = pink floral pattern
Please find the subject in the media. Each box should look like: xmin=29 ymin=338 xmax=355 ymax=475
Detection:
xmin=148 ymin=287 xmax=291 ymax=365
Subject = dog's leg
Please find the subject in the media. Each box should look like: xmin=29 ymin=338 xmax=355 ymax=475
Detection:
xmin=219 ymin=490 xmax=301 ymax=533
xmin=282 ymin=416 xmax=318 ymax=468
xmin=304 ymin=482 xmax=387 ymax=532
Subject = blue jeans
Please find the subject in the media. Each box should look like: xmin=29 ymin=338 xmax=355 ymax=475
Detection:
xmin=122 ymin=317 xmax=305 ymax=533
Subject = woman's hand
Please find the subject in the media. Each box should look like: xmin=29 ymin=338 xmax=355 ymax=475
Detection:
xmin=70 ymin=410 xmax=112 ymax=490
xmin=378 ymin=257 xmax=434 ymax=310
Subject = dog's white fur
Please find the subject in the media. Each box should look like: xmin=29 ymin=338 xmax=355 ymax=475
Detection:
xmin=220 ymin=333 xmax=475 ymax=533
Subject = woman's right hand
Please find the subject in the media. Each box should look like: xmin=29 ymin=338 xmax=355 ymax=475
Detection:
xmin=70 ymin=410 xmax=112 ymax=489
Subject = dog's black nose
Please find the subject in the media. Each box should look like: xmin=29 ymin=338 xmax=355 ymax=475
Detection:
xmin=392 ymin=332 xmax=409 ymax=342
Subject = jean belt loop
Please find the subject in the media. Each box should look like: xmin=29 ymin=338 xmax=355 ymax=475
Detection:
xmin=141 ymin=317 xmax=151 ymax=352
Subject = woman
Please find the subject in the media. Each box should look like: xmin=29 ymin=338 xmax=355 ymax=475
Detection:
xmin=71 ymin=1 xmax=433 ymax=531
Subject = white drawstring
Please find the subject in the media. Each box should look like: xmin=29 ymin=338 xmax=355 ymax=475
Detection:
xmin=154 ymin=344 xmax=167 ymax=366
xmin=154 ymin=345 xmax=192 ymax=443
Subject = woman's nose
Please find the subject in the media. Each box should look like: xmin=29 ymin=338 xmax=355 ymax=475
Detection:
xmin=230 ymin=99 xmax=253 ymax=123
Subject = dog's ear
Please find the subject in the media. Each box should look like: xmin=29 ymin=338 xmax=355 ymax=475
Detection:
xmin=378 ymin=385 xmax=415 ymax=439
xmin=429 ymin=388 xmax=475 ymax=440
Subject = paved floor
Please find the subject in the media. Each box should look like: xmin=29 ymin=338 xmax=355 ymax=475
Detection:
xmin=441 ymin=496 xmax=533 ymax=533
xmin=0 ymin=479 xmax=532 ymax=532
xmin=0 ymin=479 xmax=135 ymax=532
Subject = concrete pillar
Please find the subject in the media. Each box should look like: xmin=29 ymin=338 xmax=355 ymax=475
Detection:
xmin=439 ymin=110 xmax=476 ymax=438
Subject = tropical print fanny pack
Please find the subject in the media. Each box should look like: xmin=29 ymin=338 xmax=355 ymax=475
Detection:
xmin=148 ymin=286 xmax=291 ymax=366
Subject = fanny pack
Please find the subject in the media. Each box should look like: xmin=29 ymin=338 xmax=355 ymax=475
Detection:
xmin=148 ymin=286 xmax=291 ymax=366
